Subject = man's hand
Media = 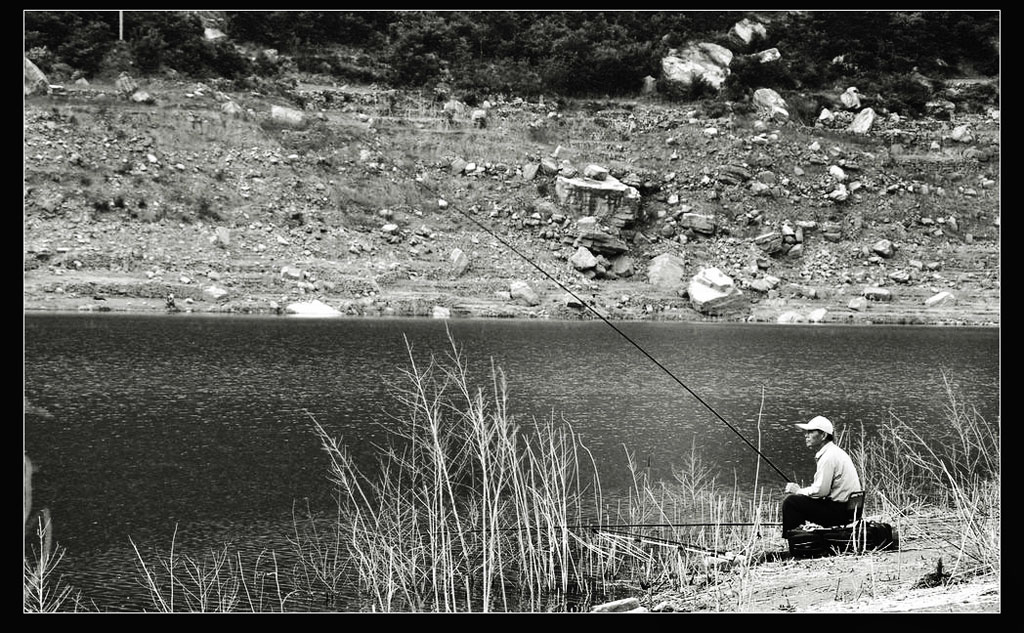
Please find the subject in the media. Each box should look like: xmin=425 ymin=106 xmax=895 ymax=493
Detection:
xmin=785 ymin=482 xmax=800 ymax=494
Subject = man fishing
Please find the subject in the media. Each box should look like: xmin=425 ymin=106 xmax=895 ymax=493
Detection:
xmin=781 ymin=415 xmax=862 ymax=537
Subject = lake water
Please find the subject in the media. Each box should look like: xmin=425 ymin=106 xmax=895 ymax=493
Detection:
xmin=23 ymin=313 xmax=1000 ymax=611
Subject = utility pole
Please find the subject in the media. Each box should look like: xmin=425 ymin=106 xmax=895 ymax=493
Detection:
xmin=119 ymin=10 xmax=123 ymax=41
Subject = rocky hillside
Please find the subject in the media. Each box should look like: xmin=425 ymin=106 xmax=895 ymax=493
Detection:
xmin=23 ymin=76 xmax=1001 ymax=326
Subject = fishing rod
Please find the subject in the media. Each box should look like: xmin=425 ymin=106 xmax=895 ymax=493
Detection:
xmin=360 ymin=122 xmax=793 ymax=484
xmin=418 ymin=521 xmax=782 ymax=535
xmin=594 ymin=527 xmax=746 ymax=560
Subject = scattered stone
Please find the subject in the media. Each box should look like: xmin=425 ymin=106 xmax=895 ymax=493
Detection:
xmin=285 ymin=299 xmax=341 ymax=317
xmin=848 ymin=108 xmax=877 ymax=134
xmin=840 ymin=87 xmax=861 ymax=110
xmin=570 ymin=246 xmax=599 ymax=270
xmin=509 ymin=280 xmax=540 ymax=306
xmin=450 ymin=248 xmax=470 ymax=278
xmin=862 ymin=287 xmax=892 ymax=302
xmin=925 ymin=291 xmax=956 ymax=307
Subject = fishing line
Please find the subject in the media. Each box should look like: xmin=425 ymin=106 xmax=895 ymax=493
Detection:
xmin=357 ymin=121 xmax=792 ymax=483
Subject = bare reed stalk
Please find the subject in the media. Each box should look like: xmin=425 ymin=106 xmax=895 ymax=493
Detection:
xmin=753 ymin=386 xmax=765 ymax=498
xmin=309 ymin=330 xmax=606 ymax=611
xmin=859 ymin=379 xmax=999 ymax=579
xmin=131 ymin=528 xmax=291 ymax=612
xmin=288 ymin=500 xmax=350 ymax=604
xmin=23 ymin=509 xmax=79 ymax=612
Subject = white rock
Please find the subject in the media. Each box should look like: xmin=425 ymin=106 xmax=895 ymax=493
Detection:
xmin=285 ymin=299 xmax=341 ymax=317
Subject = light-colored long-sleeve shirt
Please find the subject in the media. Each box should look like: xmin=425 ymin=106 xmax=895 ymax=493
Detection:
xmin=797 ymin=441 xmax=861 ymax=502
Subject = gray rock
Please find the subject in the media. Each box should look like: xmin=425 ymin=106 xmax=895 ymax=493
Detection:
xmin=450 ymin=248 xmax=470 ymax=278
xmin=731 ymin=18 xmax=767 ymax=44
xmin=751 ymin=48 xmax=781 ymax=64
xmin=872 ymin=239 xmax=895 ymax=258
xmin=754 ymin=231 xmax=784 ymax=254
xmin=583 ymin=164 xmax=609 ymax=181
xmin=270 ymin=105 xmax=305 ymax=127
xmin=847 ymin=108 xmax=877 ymax=134
xmin=752 ymin=88 xmax=789 ymax=122
xmin=862 ymin=287 xmax=892 ymax=302
xmin=661 ymin=43 xmax=734 ymax=91
xmin=540 ymin=157 xmax=559 ymax=175
xmin=24 ymin=57 xmax=50 ymax=95
xmin=610 ymin=254 xmax=635 ymax=277
xmin=680 ymin=212 xmax=717 ymax=235
xmin=925 ymin=291 xmax=956 ymax=307
xmin=688 ymin=267 xmax=745 ymax=314
xmin=647 ymin=252 xmax=687 ymax=291
xmin=592 ymin=597 xmax=643 ymax=613
xmin=555 ymin=175 xmax=641 ymax=226
xmin=509 ymin=280 xmax=540 ymax=306
xmin=570 ymin=246 xmax=598 ymax=270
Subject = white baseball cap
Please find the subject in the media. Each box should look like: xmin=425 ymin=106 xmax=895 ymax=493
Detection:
xmin=795 ymin=415 xmax=834 ymax=435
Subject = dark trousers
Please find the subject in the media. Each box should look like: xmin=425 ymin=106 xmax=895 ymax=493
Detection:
xmin=781 ymin=495 xmax=853 ymax=535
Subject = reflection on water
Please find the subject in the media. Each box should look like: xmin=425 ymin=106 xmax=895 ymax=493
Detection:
xmin=24 ymin=314 xmax=1000 ymax=611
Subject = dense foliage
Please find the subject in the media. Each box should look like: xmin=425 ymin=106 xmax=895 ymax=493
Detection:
xmin=25 ymin=10 xmax=999 ymax=101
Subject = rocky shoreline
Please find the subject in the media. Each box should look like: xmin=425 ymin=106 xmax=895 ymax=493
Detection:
xmin=23 ymin=267 xmax=999 ymax=328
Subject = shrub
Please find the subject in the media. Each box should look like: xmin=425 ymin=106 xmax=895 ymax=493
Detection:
xmin=196 ymin=196 xmax=223 ymax=222
xmin=97 ymin=42 xmax=135 ymax=78
xmin=873 ymin=75 xmax=935 ymax=118
xmin=130 ymin=26 xmax=167 ymax=75
xmin=660 ymin=75 xmax=718 ymax=103
xmin=26 ymin=46 xmax=57 ymax=74
xmin=722 ymin=54 xmax=797 ymax=102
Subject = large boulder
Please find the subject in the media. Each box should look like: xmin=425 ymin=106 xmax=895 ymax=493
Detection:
xmin=271 ymin=105 xmax=305 ymax=127
xmin=647 ymin=253 xmax=687 ymax=292
xmin=731 ymin=18 xmax=767 ymax=44
xmin=554 ymin=174 xmax=641 ymax=228
xmin=509 ymin=280 xmax=540 ymax=306
xmin=661 ymin=43 xmax=733 ymax=91
xmin=24 ymin=57 xmax=49 ymax=95
xmin=752 ymin=88 xmax=789 ymax=123
xmin=688 ymin=267 xmax=745 ymax=315
xmin=848 ymin=108 xmax=877 ymax=134
xmin=570 ymin=246 xmax=599 ymax=271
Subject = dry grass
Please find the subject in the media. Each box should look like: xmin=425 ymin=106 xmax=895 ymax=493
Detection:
xmin=306 ymin=329 xmax=609 ymax=612
xmin=23 ymin=509 xmax=81 ymax=612
xmin=854 ymin=373 xmax=1000 ymax=582
xmin=130 ymin=525 xmax=294 ymax=613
